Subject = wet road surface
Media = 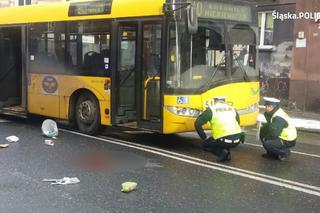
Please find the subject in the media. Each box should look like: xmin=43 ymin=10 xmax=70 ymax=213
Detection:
xmin=0 ymin=116 xmax=319 ymax=212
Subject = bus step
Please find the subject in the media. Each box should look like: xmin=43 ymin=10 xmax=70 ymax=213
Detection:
xmin=116 ymin=121 xmax=138 ymax=128
xmin=0 ymin=107 xmax=27 ymax=118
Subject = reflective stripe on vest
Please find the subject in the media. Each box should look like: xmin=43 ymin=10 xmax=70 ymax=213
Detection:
xmin=271 ymin=108 xmax=297 ymax=141
xmin=209 ymin=103 xmax=242 ymax=139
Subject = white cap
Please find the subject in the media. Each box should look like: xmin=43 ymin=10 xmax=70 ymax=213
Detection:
xmin=213 ymin=96 xmax=226 ymax=102
xmin=263 ymin=97 xmax=280 ymax=105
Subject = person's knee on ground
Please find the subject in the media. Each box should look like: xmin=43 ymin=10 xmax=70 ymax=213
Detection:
xmin=263 ymin=139 xmax=290 ymax=160
xmin=262 ymin=140 xmax=279 ymax=158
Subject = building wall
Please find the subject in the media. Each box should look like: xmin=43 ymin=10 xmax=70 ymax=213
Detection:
xmin=254 ymin=0 xmax=295 ymax=103
xmin=290 ymin=0 xmax=320 ymax=112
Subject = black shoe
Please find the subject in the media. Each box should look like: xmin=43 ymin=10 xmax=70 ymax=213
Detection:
xmin=287 ymin=149 xmax=291 ymax=157
xmin=278 ymin=154 xmax=287 ymax=161
xmin=217 ymin=150 xmax=229 ymax=162
xmin=278 ymin=151 xmax=290 ymax=161
xmin=225 ymin=151 xmax=231 ymax=161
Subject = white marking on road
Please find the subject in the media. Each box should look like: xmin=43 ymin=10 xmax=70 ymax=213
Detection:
xmin=244 ymin=142 xmax=320 ymax=159
xmin=61 ymin=129 xmax=320 ymax=197
xmin=0 ymin=119 xmax=10 ymax=123
xmin=98 ymin=136 xmax=320 ymax=192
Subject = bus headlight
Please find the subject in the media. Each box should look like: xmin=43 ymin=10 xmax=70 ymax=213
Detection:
xmin=237 ymin=103 xmax=259 ymax=115
xmin=166 ymin=106 xmax=200 ymax=117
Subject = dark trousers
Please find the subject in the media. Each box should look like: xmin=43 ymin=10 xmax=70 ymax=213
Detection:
xmin=262 ymin=138 xmax=296 ymax=157
xmin=202 ymin=134 xmax=241 ymax=157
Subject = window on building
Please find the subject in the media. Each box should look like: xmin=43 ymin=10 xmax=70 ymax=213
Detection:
xmin=258 ymin=12 xmax=274 ymax=49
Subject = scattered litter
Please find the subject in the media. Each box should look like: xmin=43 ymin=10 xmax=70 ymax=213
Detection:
xmin=6 ymin=135 xmax=19 ymax=143
xmin=44 ymin=139 xmax=54 ymax=146
xmin=0 ymin=144 xmax=9 ymax=148
xmin=41 ymin=119 xmax=58 ymax=138
xmin=121 ymin=181 xmax=137 ymax=193
xmin=42 ymin=177 xmax=80 ymax=185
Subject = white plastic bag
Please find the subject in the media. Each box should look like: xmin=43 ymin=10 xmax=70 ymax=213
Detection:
xmin=41 ymin=119 xmax=58 ymax=138
xmin=6 ymin=135 xmax=19 ymax=143
xmin=42 ymin=177 xmax=80 ymax=185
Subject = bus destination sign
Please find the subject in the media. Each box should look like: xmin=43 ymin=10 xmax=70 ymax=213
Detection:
xmin=68 ymin=0 xmax=112 ymax=16
xmin=193 ymin=0 xmax=252 ymax=22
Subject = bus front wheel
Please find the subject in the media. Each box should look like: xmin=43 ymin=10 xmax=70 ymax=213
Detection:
xmin=75 ymin=92 xmax=101 ymax=135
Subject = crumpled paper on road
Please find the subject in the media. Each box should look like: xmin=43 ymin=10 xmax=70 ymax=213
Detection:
xmin=121 ymin=181 xmax=137 ymax=192
xmin=42 ymin=177 xmax=80 ymax=185
xmin=0 ymin=144 xmax=9 ymax=148
xmin=6 ymin=135 xmax=19 ymax=143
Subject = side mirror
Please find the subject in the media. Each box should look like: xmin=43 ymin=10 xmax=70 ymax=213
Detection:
xmin=185 ymin=5 xmax=198 ymax=34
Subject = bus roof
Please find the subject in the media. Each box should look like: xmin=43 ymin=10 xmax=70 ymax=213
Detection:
xmin=0 ymin=0 xmax=165 ymax=25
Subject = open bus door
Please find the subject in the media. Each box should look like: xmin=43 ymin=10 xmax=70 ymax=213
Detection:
xmin=113 ymin=21 xmax=162 ymax=132
xmin=114 ymin=23 xmax=138 ymax=127
xmin=0 ymin=26 xmax=26 ymax=116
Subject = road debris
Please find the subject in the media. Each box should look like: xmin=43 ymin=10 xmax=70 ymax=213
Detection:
xmin=41 ymin=119 xmax=58 ymax=138
xmin=0 ymin=144 xmax=9 ymax=148
xmin=6 ymin=135 xmax=19 ymax=143
xmin=42 ymin=177 xmax=80 ymax=185
xmin=121 ymin=181 xmax=137 ymax=193
xmin=44 ymin=139 xmax=54 ymax=146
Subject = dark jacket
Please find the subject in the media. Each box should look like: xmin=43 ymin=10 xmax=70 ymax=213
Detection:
xmin=259 ymin=106 xmax=289 ymax=141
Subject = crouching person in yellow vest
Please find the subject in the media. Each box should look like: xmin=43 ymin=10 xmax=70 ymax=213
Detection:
xmin=260 ymin=97 xmax=297 ymax=161
xmin=195 ymin=97 xmax=244 ymax=162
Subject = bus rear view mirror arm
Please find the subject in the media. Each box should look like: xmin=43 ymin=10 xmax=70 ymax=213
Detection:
xmin=163 ymin=2 xmax=198 ymax=35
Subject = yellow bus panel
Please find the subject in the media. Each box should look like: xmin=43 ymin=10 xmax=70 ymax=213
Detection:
xmin=0 ymin=0 xmax=165 ymax=25
xmin=163 ymin=82 xmax=259 ymax=134
xmin=28 ymin=74 xmax=111 ymax=125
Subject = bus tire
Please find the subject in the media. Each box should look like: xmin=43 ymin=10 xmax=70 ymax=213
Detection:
xmin=75 ymin=92 xmax=101 ymax=135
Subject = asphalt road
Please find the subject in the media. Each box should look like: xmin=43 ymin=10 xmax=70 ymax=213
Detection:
xmin=0 ymin=116 xmax=319 ymax=213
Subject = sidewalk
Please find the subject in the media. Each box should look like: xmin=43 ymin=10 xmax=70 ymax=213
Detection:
xmin=287 ymin=110 xmax=320 ymax=133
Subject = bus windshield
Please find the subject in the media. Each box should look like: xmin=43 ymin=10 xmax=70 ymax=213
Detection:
xmin=229 ymin=24 xmax=257 ymax=81
xmin=166 ymin=20 xmax=258 ymax=92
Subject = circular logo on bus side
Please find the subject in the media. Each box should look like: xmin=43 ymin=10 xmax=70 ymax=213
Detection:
xmin=42 ymin=76 xmax=58 ymax=94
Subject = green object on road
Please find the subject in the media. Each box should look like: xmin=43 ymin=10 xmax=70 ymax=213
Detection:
xmin=121 ymin=181 xmax=137 ymax=193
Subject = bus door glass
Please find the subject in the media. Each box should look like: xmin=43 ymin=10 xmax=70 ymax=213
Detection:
xmin=0 ymin=27 xmax=22 ymax=108
xmin=115 ymin=24 xmax=137 ymax=124
xmin=142 ymin=23 xmax=161 ymax=122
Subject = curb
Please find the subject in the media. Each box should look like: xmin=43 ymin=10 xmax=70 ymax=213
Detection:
xmin=296 ymin=127 xmax=320 ymax=134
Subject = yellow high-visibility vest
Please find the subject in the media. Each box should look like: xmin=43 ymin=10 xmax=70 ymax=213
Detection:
xmin=209 ymin=103 xmax=242 ymax=139
xmin=271 ymin=108 xmax=297 ymax=141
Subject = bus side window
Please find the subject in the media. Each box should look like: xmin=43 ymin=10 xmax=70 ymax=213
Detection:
xmin=67 ymin=21 xmax=111 ymax=77
xmin=29 ymin=22 xmax=66 ymax=74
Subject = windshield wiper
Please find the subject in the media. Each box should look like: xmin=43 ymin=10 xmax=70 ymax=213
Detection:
xmin=197 ymin=55 xmax=225 ymax=92
xmin=232 ymin=53 xmax=249 ymax=81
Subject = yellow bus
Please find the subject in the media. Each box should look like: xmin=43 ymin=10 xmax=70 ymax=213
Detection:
xmin=0 ymin=0 xmax=259 ymax=134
